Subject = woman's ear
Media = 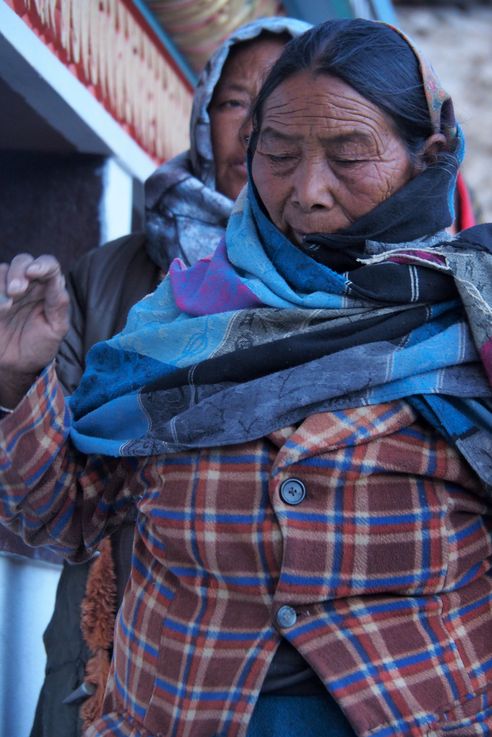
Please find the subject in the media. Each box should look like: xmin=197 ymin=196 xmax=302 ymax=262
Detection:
xmin=417 ymin=133 xmax=447 ymax=170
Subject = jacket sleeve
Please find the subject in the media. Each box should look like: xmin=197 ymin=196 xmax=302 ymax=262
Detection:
xmin=56 ymin=256 xmax=90 ymax=394
xmin=0 ymin=365 xmax=141 ymax=562
xmin=56 ymin=233 xmax=160 ymax=395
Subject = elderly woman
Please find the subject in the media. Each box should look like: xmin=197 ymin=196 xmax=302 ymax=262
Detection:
xmin=1 ymin=18 xmax=491 ymax=737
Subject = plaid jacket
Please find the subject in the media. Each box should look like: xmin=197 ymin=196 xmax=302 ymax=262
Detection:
xmin=1 ymin=366 xmax=492 ymax=737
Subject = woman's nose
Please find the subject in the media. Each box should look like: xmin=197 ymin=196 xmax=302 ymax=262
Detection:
xmin=292 ymin=159 xmax=336 ymax=211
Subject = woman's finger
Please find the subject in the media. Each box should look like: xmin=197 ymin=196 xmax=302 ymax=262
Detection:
xmin=43 ymin=268 xmax=70 ymax=332
xmin=25 ymin=254 xmax=63 ymax=282
xmin=4 ymin=254 xmax=63 ymax=301
xmin=0 ymin=264 xmax=12 ymax=309
xmin=4 ymin=253 xmax=35 ymax=294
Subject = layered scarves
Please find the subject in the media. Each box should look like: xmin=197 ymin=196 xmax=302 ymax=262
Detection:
xmin=69 ymin=166 xmax=492 ymax=490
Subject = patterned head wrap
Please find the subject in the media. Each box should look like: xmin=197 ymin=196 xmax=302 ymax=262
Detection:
xmin=388 ymin=23 xmax=459 ymax=146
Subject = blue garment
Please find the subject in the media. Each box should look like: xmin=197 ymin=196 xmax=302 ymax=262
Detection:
xmin=246 ymin=695 xmax=357 ymax=737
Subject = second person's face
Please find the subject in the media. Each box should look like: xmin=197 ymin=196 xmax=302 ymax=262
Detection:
xmin=209 ymin=37 xmax=287 ymax=201
xmin=252 ymin=71 xmax=420 ymax=244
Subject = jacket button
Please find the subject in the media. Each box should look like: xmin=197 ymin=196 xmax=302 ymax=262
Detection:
xmin=276 ymin=605 xmax=297 ymax=629
xmin=279 ymin=478 xmax=306 ymax=505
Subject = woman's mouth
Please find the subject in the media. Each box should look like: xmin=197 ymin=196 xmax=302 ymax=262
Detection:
xmin=290 ymin=228 xmax=309 ymax=245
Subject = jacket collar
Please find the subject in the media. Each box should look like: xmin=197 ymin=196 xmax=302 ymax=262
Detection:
xmin=269 ymin=401 xmax=417 ymax=472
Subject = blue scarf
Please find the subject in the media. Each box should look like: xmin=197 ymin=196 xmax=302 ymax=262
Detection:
xmin=69 ymin=160 xmax=492 ymax=491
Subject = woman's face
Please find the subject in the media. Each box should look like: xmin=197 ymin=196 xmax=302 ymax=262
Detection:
xmin=252 ymin=71 xmax=420 ymax=244
xmin=209 ymin=37 xmax=287 ymax=201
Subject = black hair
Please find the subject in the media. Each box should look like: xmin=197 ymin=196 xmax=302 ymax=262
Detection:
xmin=251 ymin=19 xmax=445 ymax=162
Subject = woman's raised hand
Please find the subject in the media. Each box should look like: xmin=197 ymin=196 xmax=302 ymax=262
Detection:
xmin=0 ymin=254 xmax=70 ymax=407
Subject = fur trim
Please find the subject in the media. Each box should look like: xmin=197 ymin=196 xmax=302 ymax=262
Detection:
xmin=80 ymin=537 xmax=116 ymax=730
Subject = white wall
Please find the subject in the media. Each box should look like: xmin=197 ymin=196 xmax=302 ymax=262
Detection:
xmin=0 ymin=556 xmax=61 ymax=737
xmin=99 ymin=157 xmax=135 ymax=245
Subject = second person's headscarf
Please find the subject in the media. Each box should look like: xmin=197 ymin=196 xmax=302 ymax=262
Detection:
xmin=144 ymin=16 xmax=311 ymax=269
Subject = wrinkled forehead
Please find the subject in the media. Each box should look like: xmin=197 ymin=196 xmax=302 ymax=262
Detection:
xmin=257 ymin=71 xmax=389 ymax=142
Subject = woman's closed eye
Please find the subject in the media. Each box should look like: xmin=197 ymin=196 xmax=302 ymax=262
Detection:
xmin=256 ymin=149 xmax=298 ymax=166
xmin=267 ymin=153 xmax=296 ymax=163
xmin=332 ymin=159 xmax=365 ymax=169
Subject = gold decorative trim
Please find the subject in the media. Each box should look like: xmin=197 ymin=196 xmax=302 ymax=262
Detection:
xmin=6 ymin=0 xmax=194 ymax=162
